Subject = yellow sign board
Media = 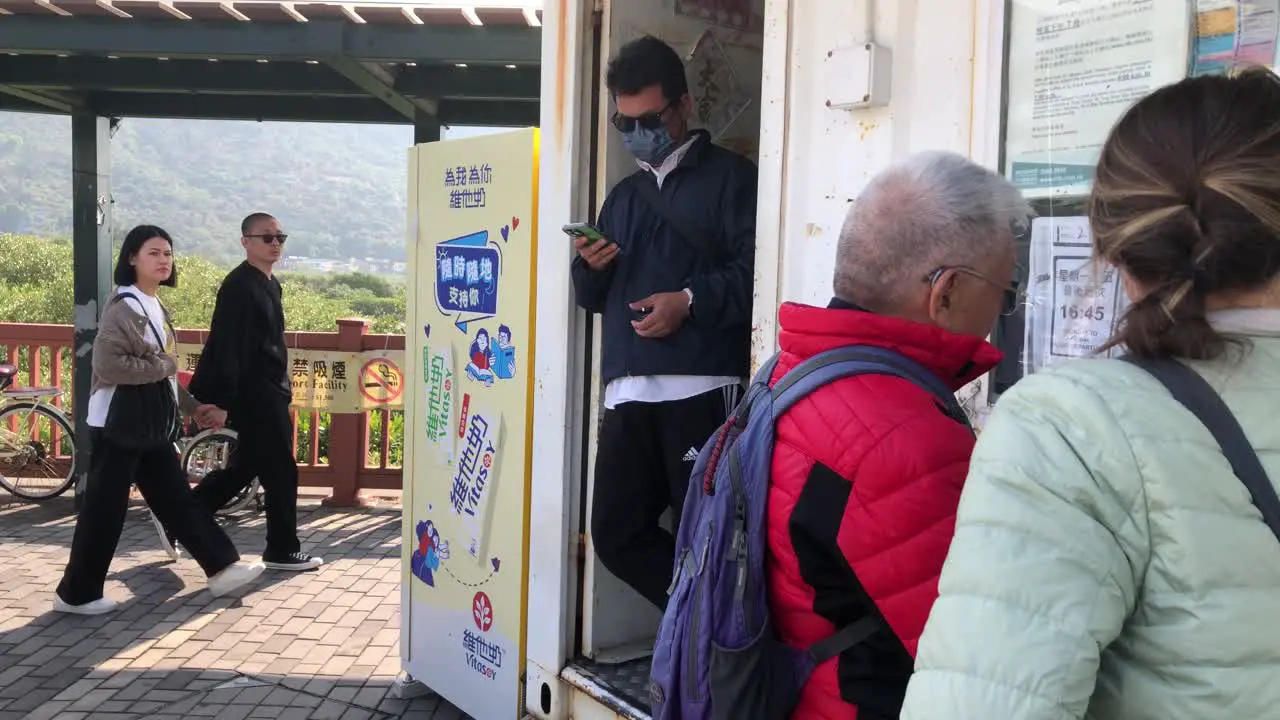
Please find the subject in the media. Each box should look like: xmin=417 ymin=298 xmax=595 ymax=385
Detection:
xmin=175 ymin=343 xmax=405 ymax=413
xmin=403 ymin=128 xmax=539 ymax=720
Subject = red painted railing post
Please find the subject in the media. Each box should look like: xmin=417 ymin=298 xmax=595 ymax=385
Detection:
xmin=324 ymin=317 xmax=369 ymax=508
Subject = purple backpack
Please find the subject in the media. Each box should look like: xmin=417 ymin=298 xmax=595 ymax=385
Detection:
xmin=648 ymin=345 xmax=971 ymax=720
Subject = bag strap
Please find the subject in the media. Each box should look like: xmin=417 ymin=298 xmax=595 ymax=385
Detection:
xmin=633 ymin=177 xmax=725 ymax=261
xmin=771 ymin=345 xmax=971 ymax=430
xmin=117 ymin=291 xmax=168 ymax=351
xmin=1121 ymin=355 xmax=1280 ymax=542
xmin=808 ymin=615 xmax=881 ymax=666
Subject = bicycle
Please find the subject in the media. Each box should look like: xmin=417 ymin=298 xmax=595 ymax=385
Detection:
xmin=179 ymin=425 xmax=262 ymax=515
xmin=0 ymin=363 xmax=78 ymax=501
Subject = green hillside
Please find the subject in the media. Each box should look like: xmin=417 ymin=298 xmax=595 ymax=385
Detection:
xmin=0 ymin=111 xmax=414 ymax=264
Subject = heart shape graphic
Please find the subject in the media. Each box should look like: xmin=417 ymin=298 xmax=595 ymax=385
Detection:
xmin=512 ymin=217 xmax=520 ymax=230
xmin=500 ymin=225 xmax=510 ymax=242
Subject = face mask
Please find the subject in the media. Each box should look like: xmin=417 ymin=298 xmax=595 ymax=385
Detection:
xmin=621 ymin=124 xmax=679 ymax=166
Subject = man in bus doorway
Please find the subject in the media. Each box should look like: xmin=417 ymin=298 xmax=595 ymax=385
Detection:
xmin=572 ymin=36 xmax=758 ymax=609
xmin=186 ymin=212 xmax=323 ymax=572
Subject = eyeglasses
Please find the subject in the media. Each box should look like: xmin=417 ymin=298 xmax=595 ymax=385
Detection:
xmin=610 ymin=99 xmax=677 ymax=133
xmin=246 ymin=233 xmax=288 ymax=245
xmin=926 ymin=265 xmax=1027 ymax=317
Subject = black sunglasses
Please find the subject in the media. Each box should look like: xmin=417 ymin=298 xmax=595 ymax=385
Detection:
xmin=246 ymin=233 xmax=288 ymax=245
xmin=610 ymin=99 xmax=677 ymax=133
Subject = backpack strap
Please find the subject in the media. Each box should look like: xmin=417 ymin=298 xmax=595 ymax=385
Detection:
xmin=771 ymin=345 xmax=971 ymax=429
xmin=633 ymin=176 xmax=726 ymax=262
xmin=117 ymin=291 xmax=168 ymax=351
xmin=807 ymin=615 xmax=881 ymax=666
xmin=1121 ymin=355 xmax=1280 ymax=543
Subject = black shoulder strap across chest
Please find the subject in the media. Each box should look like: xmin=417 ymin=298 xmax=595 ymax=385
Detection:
xmin=1122 ymin=355 xmax=1280 ymax=543
xmin=632 ymin=176 xmax=726 ymax=262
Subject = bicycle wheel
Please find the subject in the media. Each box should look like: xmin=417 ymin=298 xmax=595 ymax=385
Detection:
xmin=181 ymin=428 xmax=257 ymax=515
xmin=0 ymin=402 xmax=77 ymax=502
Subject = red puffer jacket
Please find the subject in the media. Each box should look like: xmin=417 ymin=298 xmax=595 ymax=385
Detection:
xmin=766 ymin=301 xmax=1001 ymax=720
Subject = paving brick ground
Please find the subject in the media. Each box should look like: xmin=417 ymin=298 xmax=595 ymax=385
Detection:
xmin=0 ymin=494 xmax=473 ymax=720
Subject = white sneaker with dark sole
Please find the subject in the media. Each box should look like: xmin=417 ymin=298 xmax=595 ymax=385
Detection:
xmin=208 ymin=562 xmax=266 ymax=597
xmin=262 ymin=552 xmax=323 ymax=571
xmin=53 ymin=596 xmax=119 ymax=616
xmin=148 ymin=511 xmax=182 ymax=563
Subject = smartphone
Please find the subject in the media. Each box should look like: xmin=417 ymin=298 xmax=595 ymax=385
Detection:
xmin=562 ymin=223 xmax=606 ymax=246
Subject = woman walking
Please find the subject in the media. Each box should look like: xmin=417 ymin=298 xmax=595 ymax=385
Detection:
xmin=54 ymin=224 xmax=263 ymax=615
xmin=902 ymin=68 xmax=1280 ymax=719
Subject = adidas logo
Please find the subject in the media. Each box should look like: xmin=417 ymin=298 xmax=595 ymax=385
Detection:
xmin=682 ymin=447 xmax=699 ymax=462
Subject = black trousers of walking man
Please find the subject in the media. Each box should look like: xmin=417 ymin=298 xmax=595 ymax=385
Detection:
xmin=192 ymin=399 xmax=300 ymax=557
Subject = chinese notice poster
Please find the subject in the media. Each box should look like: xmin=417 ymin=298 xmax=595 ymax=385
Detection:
xmin=402 ymin=128 xmax=539 ymax=720
xmin=1024 ymin=216 xmax=1130 ymax=374
xmin=1004 ymin=0 xmax=1191 ymax=197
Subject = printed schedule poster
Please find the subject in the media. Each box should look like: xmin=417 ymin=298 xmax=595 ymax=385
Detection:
xmin=402 ymin=128 xmax=539 ymax=720
xmin=1024 ymin=216 xmax=1130 ymax=374
xmin=1005 ymin=0 xmax=1191 ymax=198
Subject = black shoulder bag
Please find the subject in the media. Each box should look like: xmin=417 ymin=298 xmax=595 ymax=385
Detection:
xmin=634 ymin=178 xmax=728 ymax=263
xmin=101 ymin=294 xmax=180 ymax=451
xmin=1122 ymin=356 xmax=1280 ymax=541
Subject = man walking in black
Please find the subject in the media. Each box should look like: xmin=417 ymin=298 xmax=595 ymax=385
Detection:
xmin=187 ymin=212 xmax=322 ymax=571
xmin=573 ymin=37 xmax=757 ymax=609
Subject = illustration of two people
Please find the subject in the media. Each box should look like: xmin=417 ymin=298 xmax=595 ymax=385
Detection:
xmin=465 ymin=325 xmax=516 ymax=386
xmin=412 ymin=519 xmax=450 ymax=587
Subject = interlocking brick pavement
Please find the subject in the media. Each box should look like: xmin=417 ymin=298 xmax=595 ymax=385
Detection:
xmin=0 ymin=494 xmax=474 ymax=720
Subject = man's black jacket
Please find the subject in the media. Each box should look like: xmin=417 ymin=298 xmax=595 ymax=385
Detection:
xmin=571 ymin=130 xmax=758 ymax=385
xmin=189 ymin=261 xmax=292 ymax=414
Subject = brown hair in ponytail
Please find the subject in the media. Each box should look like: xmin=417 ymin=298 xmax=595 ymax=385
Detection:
xmin=1090 ymin=67 xmax=1280 ymax=360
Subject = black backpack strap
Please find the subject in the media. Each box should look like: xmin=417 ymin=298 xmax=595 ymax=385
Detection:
xmin=808 ymin=615 xmax=881 ymax=666
xmin=117 ymin=291 xmax=168 ymax=349
xmin=1122 ymin=355 xmax=1280 ymax=542
xmin=633 ymin=177 xmax=725 ymax=261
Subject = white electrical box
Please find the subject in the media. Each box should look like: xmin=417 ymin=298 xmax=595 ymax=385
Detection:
xmin=824 ymin=42 xmax=892 ymax=109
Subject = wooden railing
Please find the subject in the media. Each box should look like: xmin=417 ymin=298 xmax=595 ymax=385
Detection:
xmin=0 ymin=318 xmax=404 ymax=505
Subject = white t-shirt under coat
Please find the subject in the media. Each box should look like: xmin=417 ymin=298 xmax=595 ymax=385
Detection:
xmin=85 ymin=285 xmax=177 ymax=428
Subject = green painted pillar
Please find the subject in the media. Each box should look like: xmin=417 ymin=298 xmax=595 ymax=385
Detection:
xmin=70 ymin=113 xmax=111 ymax=510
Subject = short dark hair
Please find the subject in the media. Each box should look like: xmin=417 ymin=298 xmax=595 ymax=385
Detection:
xmin=241 ymin=212 xmax=276 ymax=237
xmin=114 ymin=224 xmax=177 ymax=288
xmin=605 ymin=35 xmax=688 ymax=103
xmin=1092 ymin=67 xmax=1280 ymax=361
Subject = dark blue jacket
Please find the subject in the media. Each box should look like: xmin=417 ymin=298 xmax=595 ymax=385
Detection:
xmin=572 ymin=131 xmax=757 ymax=385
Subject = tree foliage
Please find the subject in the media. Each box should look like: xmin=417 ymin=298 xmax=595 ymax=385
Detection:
xmin=0 ymin=233 xmax=405 ymax=334
xmin=0 ymin=112 xmax=413 ymax=264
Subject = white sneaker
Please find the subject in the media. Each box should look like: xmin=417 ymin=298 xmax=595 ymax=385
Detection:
xmin=53 ymin=595 xmax=119 ymax=616
xmin=148 ymin=511 xmax=181 ymax=563
xmin=207 ymin=562 xmax=265 ymax=598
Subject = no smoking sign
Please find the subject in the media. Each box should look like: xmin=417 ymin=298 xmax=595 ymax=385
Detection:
xmin=359 ymin=358 xmax=404 ymax=404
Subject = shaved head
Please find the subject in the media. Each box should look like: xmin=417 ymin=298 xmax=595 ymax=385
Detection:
xmin=834 ymin=151 xmax=1030 ymax=313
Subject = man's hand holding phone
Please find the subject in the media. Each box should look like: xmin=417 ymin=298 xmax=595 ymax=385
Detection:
xmin=573 ymin=232 xmax=619 ymax=271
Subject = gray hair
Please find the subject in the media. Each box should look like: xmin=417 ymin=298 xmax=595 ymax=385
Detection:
xmin=833 ymin=151 xmax=1031 ymax=310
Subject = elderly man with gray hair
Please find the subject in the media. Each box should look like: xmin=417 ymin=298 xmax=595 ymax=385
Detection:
xmin=762 ymin=151 xmax=1029 ymax=719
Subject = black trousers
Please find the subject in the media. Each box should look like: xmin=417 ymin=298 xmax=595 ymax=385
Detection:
xmin=192 ymin=398 xmax=300 ymax=557
xmin=591 ymin=385 xmax=740 ymax=609
xmin=57 ymin=431 xmax=240 ymax=605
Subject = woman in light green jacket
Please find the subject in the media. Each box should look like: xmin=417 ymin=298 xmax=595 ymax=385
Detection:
xmin=901 ymin=69 xmax=1280 ymax=720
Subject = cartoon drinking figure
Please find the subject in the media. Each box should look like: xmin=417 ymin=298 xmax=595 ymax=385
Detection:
xmin=466 ymin=328 xmax=496 ymax=386
xmin=493 ymin=324 xmax=516 ymax=380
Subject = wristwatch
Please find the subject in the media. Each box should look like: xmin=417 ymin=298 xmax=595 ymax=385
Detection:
xmin=683 ymin=287 xmax=694 ymax=316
